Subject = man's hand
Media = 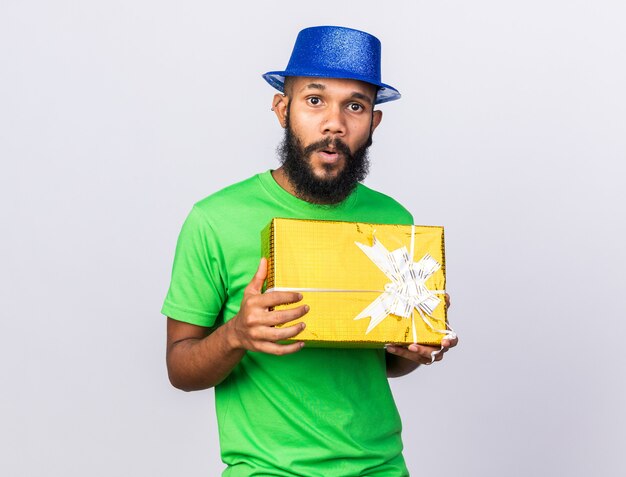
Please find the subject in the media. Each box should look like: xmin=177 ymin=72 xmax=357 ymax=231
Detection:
xmin=386 ymin=336 xmax=458 ymax=365
xmin=167 ymin=258 xmax=308 ymax=391
xmin=385 ymin=293 xmax=458 ymax=377
xmin=226 ymin=258 xmax=309 ymax=355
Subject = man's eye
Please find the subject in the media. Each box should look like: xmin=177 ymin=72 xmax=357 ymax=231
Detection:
xmin=349 ymin=103 xmax=363 ymax=112
xmin=308 ymin=97 xmax=321 ymax=105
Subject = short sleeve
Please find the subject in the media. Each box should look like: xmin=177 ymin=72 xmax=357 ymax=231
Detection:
xmin=161 ymin=206 xmax=226 ymax=327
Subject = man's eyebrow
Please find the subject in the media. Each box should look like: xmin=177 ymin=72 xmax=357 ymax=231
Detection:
xmin=298 ymin=83 xmax=375 ymax=104
xmin=351 ymin=92 xmax=375 ymax=105
xmin=299 ymin=83 xmax=326 ymax=93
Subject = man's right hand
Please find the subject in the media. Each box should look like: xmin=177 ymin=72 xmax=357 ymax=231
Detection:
xmin=166 ymin=257 xmax=308 ymax=391
xmin=226 ymin=257 xmax=308 ymax=355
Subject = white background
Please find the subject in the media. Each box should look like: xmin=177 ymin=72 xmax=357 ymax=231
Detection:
xmin=1 ymin=1 xmax=624 ymax=476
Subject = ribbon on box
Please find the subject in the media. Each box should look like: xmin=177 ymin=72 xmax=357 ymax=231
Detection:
xmin=354 ymin=226 xmax=456 ymax=363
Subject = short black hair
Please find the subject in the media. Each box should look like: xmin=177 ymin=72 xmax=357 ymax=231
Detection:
xmin=283 ymin=76 xmax=294 ymax=96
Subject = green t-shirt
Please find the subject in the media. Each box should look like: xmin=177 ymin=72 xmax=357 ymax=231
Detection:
xmin=162 ymin=171 xmax=414 ymax=476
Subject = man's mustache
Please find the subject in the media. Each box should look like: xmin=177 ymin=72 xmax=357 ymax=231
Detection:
xmin=302 ymin=137 xmax=353 ymax=159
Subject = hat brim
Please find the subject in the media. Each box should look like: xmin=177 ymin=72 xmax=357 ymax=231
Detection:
xmin=262 ymin=71 xmax=401 ymax=105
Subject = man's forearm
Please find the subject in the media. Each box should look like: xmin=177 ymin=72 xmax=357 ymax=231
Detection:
xmin=167 ymin=320 xmax=244 ymax=391
xmin=385 ymin=352 xmax=420 ymax=378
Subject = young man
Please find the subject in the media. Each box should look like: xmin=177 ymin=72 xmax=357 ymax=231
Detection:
xmin=162 ymin=26 xmax=457 ymax=476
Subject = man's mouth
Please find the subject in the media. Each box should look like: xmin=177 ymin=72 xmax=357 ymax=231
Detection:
xmin=317 ymin=148 xmax=341 ymax=162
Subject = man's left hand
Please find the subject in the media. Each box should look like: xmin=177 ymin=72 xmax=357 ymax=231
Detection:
xmin=385 ymin=336 xmax=458 ymax=365
xmin=385 ymin=293 xmax=458 ymax=372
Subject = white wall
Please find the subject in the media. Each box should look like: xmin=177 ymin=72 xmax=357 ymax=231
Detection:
xmin=1 ymin=1 xmax=624 ymax=475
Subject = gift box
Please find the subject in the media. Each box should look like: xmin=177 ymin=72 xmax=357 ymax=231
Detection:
xmin=261 ymin=218 xmax=449 ymax=348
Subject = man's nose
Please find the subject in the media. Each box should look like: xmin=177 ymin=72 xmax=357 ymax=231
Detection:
xmin=322 ymin=105 xmax=346 ymax=136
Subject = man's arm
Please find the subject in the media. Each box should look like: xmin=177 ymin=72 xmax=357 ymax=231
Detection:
xmin=385 ymin=294 xmax=458 ymax=378
xmin=166 ymin=258 xmax=309 ymax=391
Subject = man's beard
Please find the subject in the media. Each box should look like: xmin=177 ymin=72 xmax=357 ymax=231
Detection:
xmin=277 ymin=115 xmax=372 ymax=205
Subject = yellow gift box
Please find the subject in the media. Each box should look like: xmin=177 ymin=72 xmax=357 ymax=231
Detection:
xmin=261 ymin=218 xmax=449 ymax=348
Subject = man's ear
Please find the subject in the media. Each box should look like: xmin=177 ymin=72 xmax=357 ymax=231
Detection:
xmin=272 ymin=93 xmax=288 ymax=128
xmin=371 ymin=109 xmax=383 ymax=133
